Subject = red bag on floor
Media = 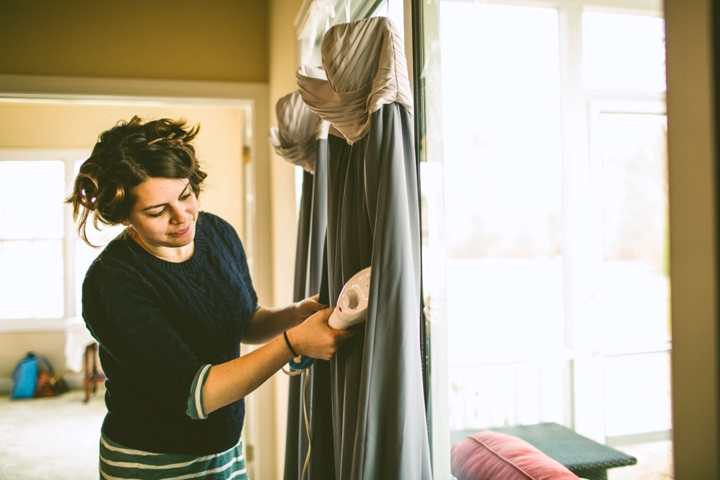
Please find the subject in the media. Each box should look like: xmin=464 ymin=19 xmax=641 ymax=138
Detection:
xmin=34 ymin=356 xmax=69 ymax=398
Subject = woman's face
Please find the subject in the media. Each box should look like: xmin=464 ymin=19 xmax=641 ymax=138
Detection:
xmin=123 ymin=177 xmax=199 ymax=257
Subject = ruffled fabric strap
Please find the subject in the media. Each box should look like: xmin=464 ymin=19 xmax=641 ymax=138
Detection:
xmin=269 ymin=90 xmax=328 ymax=173
xmin=296 ymin=16 xmax=413 ymax=145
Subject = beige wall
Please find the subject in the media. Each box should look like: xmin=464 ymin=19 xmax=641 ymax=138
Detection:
xmin=270 ymin=3 xmax=303 ymax=312
xmin=0 ymin=0 xmax=268 ymax=83
xmin=665 ymin=0 xmax=720 ymax=477
xmin=0 ymin=101 xmax=244 ymax=376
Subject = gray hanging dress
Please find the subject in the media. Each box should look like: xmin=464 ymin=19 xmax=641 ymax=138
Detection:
xmin=296 ymin=16 xmax=433 ymax=480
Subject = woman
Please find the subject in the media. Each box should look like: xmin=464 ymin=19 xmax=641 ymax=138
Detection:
xmin=67 ymin=116 xmax=352 ymax=479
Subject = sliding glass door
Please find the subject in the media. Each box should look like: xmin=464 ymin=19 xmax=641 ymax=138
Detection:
xmin=416 ymin=0 xmax=670 ymax=476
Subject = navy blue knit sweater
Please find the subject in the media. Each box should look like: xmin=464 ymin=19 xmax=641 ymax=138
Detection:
xmin=82 ymin=212 xmax=258 ymax=455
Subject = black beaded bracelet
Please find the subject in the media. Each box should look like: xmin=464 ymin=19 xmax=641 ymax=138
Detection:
xmin=283 ymin=331 xmax=299 ymax=358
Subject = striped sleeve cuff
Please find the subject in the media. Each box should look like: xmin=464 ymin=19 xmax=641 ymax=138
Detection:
xmin=186 ymin=364 xmax=212 ymax=420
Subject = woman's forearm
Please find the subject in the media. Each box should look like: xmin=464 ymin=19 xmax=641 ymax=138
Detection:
xmin=201 ymin=334 xmax=296 ymax=414
xmin=202 ymin=307 xmax=352 ymax=415
xmin=241 ymin=305 xmax=300 ymax=344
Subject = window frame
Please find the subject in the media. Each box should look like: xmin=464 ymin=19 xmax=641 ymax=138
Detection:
xmin=0 ymin=148 xmax=90 ymax=332
xmin=587 ymin=96 xmax=671 ymax=446
xmin=557 ymin=5 xmax=668 ymax=442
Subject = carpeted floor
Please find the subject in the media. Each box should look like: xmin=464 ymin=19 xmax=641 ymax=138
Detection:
xmin=0 ymin=389 xmax=106 ymax=480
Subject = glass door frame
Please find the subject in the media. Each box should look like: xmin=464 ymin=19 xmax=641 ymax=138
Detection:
xmin=412 ymin=0 xmax=668 ymax=475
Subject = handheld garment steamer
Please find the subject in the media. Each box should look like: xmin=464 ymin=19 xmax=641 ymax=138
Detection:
xmin=286 ymin=267 xmax=372 ymax=373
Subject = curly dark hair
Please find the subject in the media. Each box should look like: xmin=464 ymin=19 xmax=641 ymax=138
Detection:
xmin=66 ymin=116 xmax=208 ymax=246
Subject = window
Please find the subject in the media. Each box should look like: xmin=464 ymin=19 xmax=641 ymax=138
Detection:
xmin=417 ymin=0 xmax=669 ymax=475
xmin=0 ymin=150 xmax=121 ymax=332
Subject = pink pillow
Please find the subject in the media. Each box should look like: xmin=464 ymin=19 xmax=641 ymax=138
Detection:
xmin=451 ymin=430 xmax=579 ymax=480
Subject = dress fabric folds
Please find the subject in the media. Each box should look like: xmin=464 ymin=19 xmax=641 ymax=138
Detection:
xmin=270 ymin=90 xmax=329 ymax=174
xmin=269 ymin=91 xmax=334 ymax=480
xmin=295 ymin=16 xmax=433 ymax=480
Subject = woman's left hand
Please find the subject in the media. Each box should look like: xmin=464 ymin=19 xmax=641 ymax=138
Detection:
xmin=296 ymin=294 xmax=327 ymax=323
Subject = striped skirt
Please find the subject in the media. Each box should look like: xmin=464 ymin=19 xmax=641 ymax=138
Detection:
xmin=99 ymin=434 xmax=248 ymax=480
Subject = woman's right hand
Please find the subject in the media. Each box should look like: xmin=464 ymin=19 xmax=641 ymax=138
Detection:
xmin=286 ymin=307 xmax=354 ymax=360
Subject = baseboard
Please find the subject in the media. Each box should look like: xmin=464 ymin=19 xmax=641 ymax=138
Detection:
xmin=0 ymin=373 xmax=84 ymax=394
xmin=0 ymin=377 xmax=11 ymax=394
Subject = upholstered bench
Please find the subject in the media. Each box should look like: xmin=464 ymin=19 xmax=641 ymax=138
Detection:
xmin=452 ymin=422 xmax=637 ymax=480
